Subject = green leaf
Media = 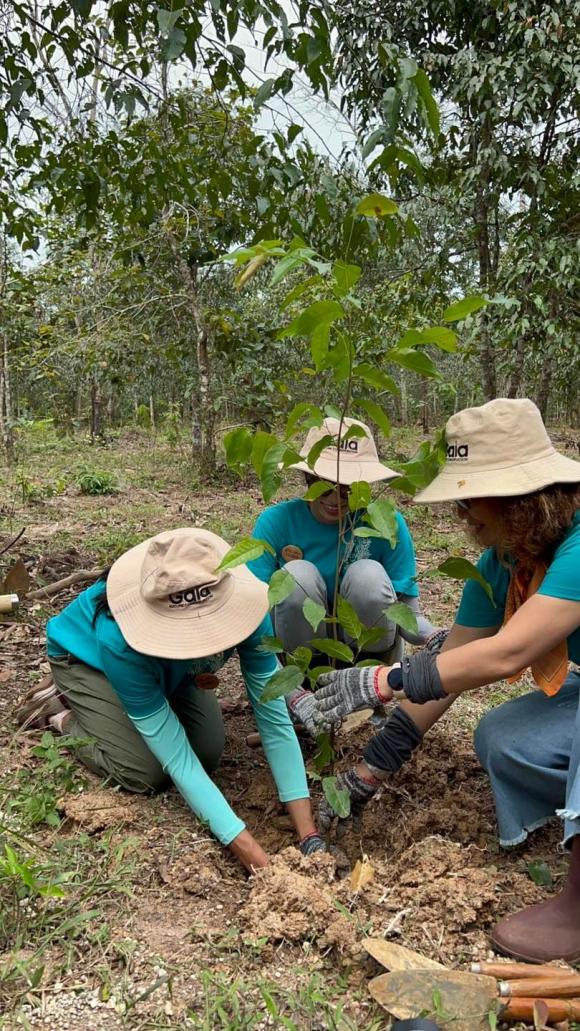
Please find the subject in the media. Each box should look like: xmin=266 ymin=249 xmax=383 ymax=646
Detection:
xmin=436 ymin=557 xmax=494 ymax=603
xmin=310 ymin=639 xmax=354 ymax=663
xmin=397 ymin=327 xmax=457 ymax=352
xmin=356 ymin=398 xmax=391 ymax=438
xmin=358 ymin=627 xmax=386 ymax=650
xmin=306 ymin=664 xmax=334 ymax=688
xmin=305 ymin=434 xmax=333 ymax=470
xmin=313 ymin=731 xmax=334 ymax=774
xmin=332 ymin=261 xmax=361 ymax=296
xmin=527 ymin=860 xmax=553 ymax=888
xmin=322 ymin=776 xmax=351 ymax=819
xmin=156 ymin=8 xmax=183 ymax=34
xmin=310 ymin=322 xmax=330 ymax=370
xmin=348 ymin=481 xmax=371 ymax=512
xmin=353 ymin=527 xmax=384 ymax=538
xmin=224 ymin=427 xmax=253 ymax=472
xmin=285 ymin=402 xmax=323 ymax=439
xmin=216 ymin=537 xmax=273 ymax=572
xmin=415 ymin=68 xmax=440 ymax=136
xmin=303 ymin=598 xmax=326 ymax=632
xmin=386 ymin=348 xmax=440 ymax=379
xmin=280 ymin=274 xmax=322 ymax=311
xmin=336 ymin=595 xmax=363 ymax=641
xmin=303 ymin=480 xmax=334 ymax=501
xmin=366 ymin=499 xmax=399 ymax=548
xmin=252 ymin=431 xmax=278 ymax=477
xmin=354 ymin=363 xmax=400 ymax=394
xmin=384 ymin=601 xmax=418 ymax=636
xmin=260 ymin=665 xmax=304 ymax=702
xmin=254 ymin=78 xmax=275 ymax=110
xmin=268 ymin=568 xmax=297 ymax=607
xmin=356 ymin=193 xmax=398 ymax=217
xmin=443 ymin=295 xmax=488 ymax=322
xmin=260 ymin=443 xmax=302 ymax=503
xmin=278 ymin=300 xmax=344 ymax=339
xmin=258 ymin=635 xmax=285 ymax=653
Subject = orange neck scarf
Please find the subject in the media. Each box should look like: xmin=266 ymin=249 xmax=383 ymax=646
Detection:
xmin=504 ymin=562 xmax=568 ymax=696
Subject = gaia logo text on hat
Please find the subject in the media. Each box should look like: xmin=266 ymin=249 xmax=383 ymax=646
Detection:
xmin=168 ymin=584 xmax=214 ymax=607
xmin=447 ymin=443 xmax=469 ymax=460
xmin=339 ymin=438 xmax=359 ymax=453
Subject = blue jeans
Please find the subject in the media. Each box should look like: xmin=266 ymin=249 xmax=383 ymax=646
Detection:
xmin=475 ymin=670 xmax=580 ymax=848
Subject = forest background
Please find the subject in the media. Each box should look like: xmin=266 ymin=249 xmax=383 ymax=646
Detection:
xmin=0 ymin=3 xmax=579 ymax=1028
xmin=1 ymin=0 xmax=578 ymax=473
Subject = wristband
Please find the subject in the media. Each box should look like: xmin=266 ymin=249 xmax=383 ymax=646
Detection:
xmin=364 ymin=707 xmax=423 ymax=773
xmin=299 ymin=831 xmax=320 ymax=846
xmin=401 ymin=650 xmax=447 ymax=704
xmin=373 ymin=665 xmax=392 ymax=703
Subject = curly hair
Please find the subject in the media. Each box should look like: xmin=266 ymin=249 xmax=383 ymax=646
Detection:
xmin=497 ymin=482 xmax=580 ymax=568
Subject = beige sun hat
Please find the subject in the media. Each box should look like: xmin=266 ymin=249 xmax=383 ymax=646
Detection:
xmin=106 ymin=528 xmax=268 ymax=659
xmin=289 ymin=416 xmax=398 ymax=485
xmin=415 ymin=398 xmax=580 ymax=504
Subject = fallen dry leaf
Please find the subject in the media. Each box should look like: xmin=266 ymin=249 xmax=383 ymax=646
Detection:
xmin=0 ymin=670 xmax=14 ymax=683
xmin=351 ymin=855 xmax=375 ymax=892
xmin=340 ymin=708 xmax=374 ymax=734
xmin=3 ymin=559 xmax=31 ymax=596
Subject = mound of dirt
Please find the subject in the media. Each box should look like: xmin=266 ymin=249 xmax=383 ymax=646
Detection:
xmin=59 ymin=789 xmax=138 ymax=833
xmin=240 ymin=847 xmax=360 ymax=956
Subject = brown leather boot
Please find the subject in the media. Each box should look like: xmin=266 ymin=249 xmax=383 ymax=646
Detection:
xmin=491 ymin=836 xmax=580 ymax=963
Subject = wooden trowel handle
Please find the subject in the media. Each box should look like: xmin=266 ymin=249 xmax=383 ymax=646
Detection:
xmin=503 ymin=997 xmax=580 ymax=1021
xmin=500 ymin=975 xmax=580 ymax=998
xmin=472 ymin=961 xmax=573 ymax=979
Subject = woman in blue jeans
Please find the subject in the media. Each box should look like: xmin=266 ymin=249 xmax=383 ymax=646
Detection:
xmin=311 ymin=399 xmax=580 ymax=963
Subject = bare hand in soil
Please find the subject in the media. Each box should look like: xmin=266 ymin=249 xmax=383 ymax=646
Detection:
xmin=228 ymin=828 xmax=269 ymax=873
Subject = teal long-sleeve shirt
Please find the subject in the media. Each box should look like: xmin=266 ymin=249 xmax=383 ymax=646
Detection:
xmin=46 ymin=580 xmax=309 ymax=845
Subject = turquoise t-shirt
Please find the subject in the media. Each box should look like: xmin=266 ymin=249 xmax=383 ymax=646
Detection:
xmin=249 ymin=498 xmax=418 ymax=601
xmin=46 ymin=580 xmax=308 ymax=844
xmin=456 ymin=511 xmax=580 ymax=664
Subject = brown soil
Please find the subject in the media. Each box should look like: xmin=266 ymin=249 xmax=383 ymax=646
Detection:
xmin=1 ymin=429 xmax=578 ymax=1030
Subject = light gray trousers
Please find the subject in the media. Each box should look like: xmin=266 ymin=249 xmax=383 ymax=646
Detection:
xmin=273 ymin=558 xmax=405 ymax=659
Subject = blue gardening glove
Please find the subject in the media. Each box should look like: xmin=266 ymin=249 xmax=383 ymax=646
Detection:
xmin=315 ymin=666 xmax=389 ymax=724
xmin=318 ymin=767 xmax=381 ymax=838
xmin=286 ymin=688 xmax=331 ymax=740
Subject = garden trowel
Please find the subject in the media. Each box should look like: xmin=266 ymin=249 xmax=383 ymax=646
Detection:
xmin=362 ymin=938 xmax=446 ymax=972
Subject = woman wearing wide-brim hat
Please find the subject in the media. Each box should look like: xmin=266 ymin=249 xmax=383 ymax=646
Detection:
xmin=19 ymin=528 xmax=322 ymax=871
xmin=248 ymin=415 xmax=438 ymax=737
xmin=309 ymin=399 xmax=580 ymax=962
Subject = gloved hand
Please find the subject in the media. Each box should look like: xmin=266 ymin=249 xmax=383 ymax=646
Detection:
xmin=299 ymin=832 xmax=327 ymax=856
xmin=318 ymin=766 xmax=382 ymax=838
xmin=315 ymin=666 xmax=390 ymax=724
xmin=285 ymin=687 xmax=331 ymax=740
xmin=424 ymin=628 xmax=450 ymax=655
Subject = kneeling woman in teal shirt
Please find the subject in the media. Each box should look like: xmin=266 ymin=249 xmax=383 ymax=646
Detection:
xmin=23 ymin=528 xmax=320 ymax=872
xmin=309 ymin=399 xmax=580 ymax=963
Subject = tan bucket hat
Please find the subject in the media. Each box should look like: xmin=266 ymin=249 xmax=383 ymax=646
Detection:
xmin=106 ymin=528 xmax=268 ymax=659
xmin=290 ymin=416 xmax=398 ymax=485
xmin=415 ymin=398 xmax=580 ymax=504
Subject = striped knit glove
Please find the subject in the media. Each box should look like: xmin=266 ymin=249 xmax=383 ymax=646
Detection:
xmin=315 ymin=665 xmax=390 ymax=723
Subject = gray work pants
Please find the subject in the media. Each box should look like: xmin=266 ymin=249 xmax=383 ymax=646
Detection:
xmin=273 ymin=558 xmax=404 ymax=661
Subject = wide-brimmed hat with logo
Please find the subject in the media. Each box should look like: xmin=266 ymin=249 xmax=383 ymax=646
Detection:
xmin=107 ymin=528 xmax=268 ymax=659
xmin=415 ymin=398 xmax=580 ymax=504
xmin=289 ymin=416 xmax=398 ymax=485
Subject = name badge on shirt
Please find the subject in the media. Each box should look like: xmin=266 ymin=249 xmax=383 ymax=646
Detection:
xmin=281 ymin=545 xmax=303 ymax=563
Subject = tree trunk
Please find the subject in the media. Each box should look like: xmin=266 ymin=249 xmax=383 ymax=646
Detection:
xmin=149 ymin=394 xmax=155 ymax=431
xmin=90 ymin=376 xmax=102 ymax=441
xmin=536 ymin=354 xmax=553 ymax=421
xmin=0 ymin=334 xmax=15 ymax=463
xmin=164 ymin=227 xmax=216 ymax=471
xmin=473 ymin=119 xmax=498 ymax=401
